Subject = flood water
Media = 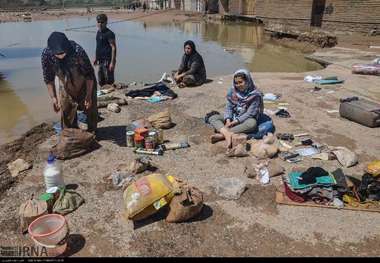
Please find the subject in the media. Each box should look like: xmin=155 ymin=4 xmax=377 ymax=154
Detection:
xmin=0 ymin=17 xmax=322 ymax=144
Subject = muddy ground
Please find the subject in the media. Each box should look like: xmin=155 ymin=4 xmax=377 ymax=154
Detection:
xmin=0 ymin=44 xmax=379 ymax=257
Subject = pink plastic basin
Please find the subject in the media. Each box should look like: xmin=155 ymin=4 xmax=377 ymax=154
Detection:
xmin=28 ymin=214 xmax=68 ymax=246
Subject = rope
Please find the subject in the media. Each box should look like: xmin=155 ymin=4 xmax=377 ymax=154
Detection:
xmin=65 ymin=9 xmax=172 ymax=32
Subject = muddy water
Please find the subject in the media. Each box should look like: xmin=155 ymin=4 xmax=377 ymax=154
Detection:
xmin=0 ymin=18 xmax=322 ymax=144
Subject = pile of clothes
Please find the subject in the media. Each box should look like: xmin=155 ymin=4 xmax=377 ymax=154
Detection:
xmin=125 ymin=82 xmax=178 ymax=103
xmin=282 ymin=162 xmax=380 ymax=209
xmin=282 ymin=167 xmax=340 ymax=205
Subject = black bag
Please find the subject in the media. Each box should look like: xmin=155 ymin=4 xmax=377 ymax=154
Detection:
xmin=339 ymin=98 xmax=380 ymax=128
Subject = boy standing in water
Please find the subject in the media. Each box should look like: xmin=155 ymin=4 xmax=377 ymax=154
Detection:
xmin=94 ymin=14 xmax=117 ymax=87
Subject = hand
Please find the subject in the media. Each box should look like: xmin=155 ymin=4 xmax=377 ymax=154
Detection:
xmin=226 ymin=120 xmax=238 ymax=128
xmin=108 ymin=62 xmax=115 ymax=72
xmin=224 ymin=119 xmax=231 ymax=128
xmin=52 ymin=97 xmax=60 ymax=113
xmin=84 ymin=95 xmax=92 ymax=110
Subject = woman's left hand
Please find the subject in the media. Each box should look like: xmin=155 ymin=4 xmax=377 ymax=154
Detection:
xmin=226 ymin=120 xmax=238 ymax=128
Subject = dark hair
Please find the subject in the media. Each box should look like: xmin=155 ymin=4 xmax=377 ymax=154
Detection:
xmin=96 ymin=14 xmax=108 ymax=23
xmin=184 ymin=40 xmax=196 ymax=52
xmin=234 ymin=72 xmax=247 ymax=81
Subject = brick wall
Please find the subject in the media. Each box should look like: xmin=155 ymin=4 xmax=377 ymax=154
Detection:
xmin=321 ymin=0 xmax=380 ymax=33
xmin=228 ymin=0 xmax=242 ymax=15
xmin=255 ymin=0 xmax=380 ymax=34
xmin=255 ymin=0 xmax=313 ymax=34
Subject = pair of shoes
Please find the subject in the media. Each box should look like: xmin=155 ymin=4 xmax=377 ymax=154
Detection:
xmin=275 ymin=109 xmax=291 ymax=118
xmin=276 ymin=133 xmax=294 ymax=141
xmin=204 ymin=111 xmax=220 ymax=124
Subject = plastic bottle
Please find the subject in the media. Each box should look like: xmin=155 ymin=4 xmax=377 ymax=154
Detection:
xmin=43 ymin=154 xmax=64 ymax=190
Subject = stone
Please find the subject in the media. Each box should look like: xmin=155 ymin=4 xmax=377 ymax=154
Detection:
xmin=107 ymin=103 xmax=121 ymax=113
xmin=7 ymin=159 xmax=32 ymax=177
xmin=214 ymin=177 xmax=247 ymax=200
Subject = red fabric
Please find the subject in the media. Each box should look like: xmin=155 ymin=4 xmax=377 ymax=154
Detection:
xmin=284 ymin=182 xmax=306 ymax=203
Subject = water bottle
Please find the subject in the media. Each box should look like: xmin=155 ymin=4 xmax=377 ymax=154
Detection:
xmin=43 ymin=154 xmax=64 ymax=190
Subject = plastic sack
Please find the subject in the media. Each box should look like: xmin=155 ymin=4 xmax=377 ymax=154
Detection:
xmin=123 ymin=173 xmax=174 ymax=221
xmin=366 ymin=160 xmax=380 ymax=176
xmin=331 ymin=147 xmax=358 ymax=168
xmin=19 ymin=195 xmax=48 ymax=233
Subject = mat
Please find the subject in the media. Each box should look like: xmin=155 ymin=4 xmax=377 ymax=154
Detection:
xmin=276 ymin=191 xmax=380 ymax=213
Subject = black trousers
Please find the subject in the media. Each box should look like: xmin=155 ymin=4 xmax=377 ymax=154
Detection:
xmin=98 ymin=60 xmax=115 ymax=87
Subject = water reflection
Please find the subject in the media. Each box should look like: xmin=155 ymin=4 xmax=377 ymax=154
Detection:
xmin=0 ymin=74 xmax=35 ymax=144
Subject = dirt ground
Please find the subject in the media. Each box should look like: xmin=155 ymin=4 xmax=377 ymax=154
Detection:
xmin=0 ymin=41 xmax=379 ymax=257
xmin=0 ymin=8 xmax=203 ymax=24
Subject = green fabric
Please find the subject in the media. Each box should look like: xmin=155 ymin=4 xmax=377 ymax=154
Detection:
xmin=288 ymin=171 xmax=336 ymax=190
xmin=53 ymin=188 xmax=85 ymax=215
xmin=39 ymin=193 xmax=53 ymax=201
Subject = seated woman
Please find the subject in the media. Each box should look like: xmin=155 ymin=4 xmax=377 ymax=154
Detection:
xmin=208 ymin=69 xmax=263 ymax=148
xmin=174 ymin=40 xmax=207 ymax=88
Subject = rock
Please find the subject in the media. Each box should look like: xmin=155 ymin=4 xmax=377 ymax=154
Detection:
xmin=214 ymin=177 xmax=247 ymax=200
xmin=107 ymin=103 xmax=121 ymax=113
xmin=7 ymin=159 xmax=32 ymax=177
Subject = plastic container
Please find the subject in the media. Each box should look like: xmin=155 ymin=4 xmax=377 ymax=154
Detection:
xmin=43 ymin=154 xmax=64 ymax=191
xmin=30 ymin=235 xmax=67 ymax=257
xmin=28 ymin=214 xmax=69 ymax=246
xmin=134 ymin=135 xmax=145 ymax=149
xmin=126 ymin=131 xmax=135 ymax=147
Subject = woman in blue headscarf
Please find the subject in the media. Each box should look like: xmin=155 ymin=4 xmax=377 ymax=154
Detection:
xmin=207 ymin=69 xmax=263 ymax=148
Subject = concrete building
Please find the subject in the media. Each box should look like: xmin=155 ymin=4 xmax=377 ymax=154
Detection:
xmin=254 ymin=0 xmax=380 ymax=34
xmin=143 ymin=0 xmax=170 ymax=10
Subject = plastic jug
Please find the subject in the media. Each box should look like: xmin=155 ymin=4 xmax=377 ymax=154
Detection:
xmin=43 ymin=154 xmax=64 ymax=190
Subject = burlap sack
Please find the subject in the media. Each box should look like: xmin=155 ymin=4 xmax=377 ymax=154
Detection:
xmin=19 ymin=195 xmax=48 ymax=234
xmin=52 ymin=128 xmax=96 ymax=160
xmin=166 ymin=183 xmax=204 ymax=223
xmin=250 ymin=133 xmax=278 ymax=159
xmin=147 ymin=109 xmax=173 ymax=129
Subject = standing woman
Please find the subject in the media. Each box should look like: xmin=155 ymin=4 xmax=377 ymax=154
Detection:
xmin=41 ymin=32 xmax=98 ymax=133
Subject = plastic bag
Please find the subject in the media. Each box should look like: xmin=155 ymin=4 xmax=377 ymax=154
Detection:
xmin=123 ymin=173 xmax=174 ymax=221
xmin=19 ymin=194 xmax=48 ymax=233
xmin=366 ymin=160 xmax=380 ymax=176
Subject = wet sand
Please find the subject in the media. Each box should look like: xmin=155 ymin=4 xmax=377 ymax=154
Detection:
xmin=0 ymin=44 xmax=380 ymax=256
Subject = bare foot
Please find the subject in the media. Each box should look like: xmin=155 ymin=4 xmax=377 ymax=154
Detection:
xmin=210 ymin=134 xmax=225 ymax=144
xmin=225 ymin=133 xmax=233 ymax=149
